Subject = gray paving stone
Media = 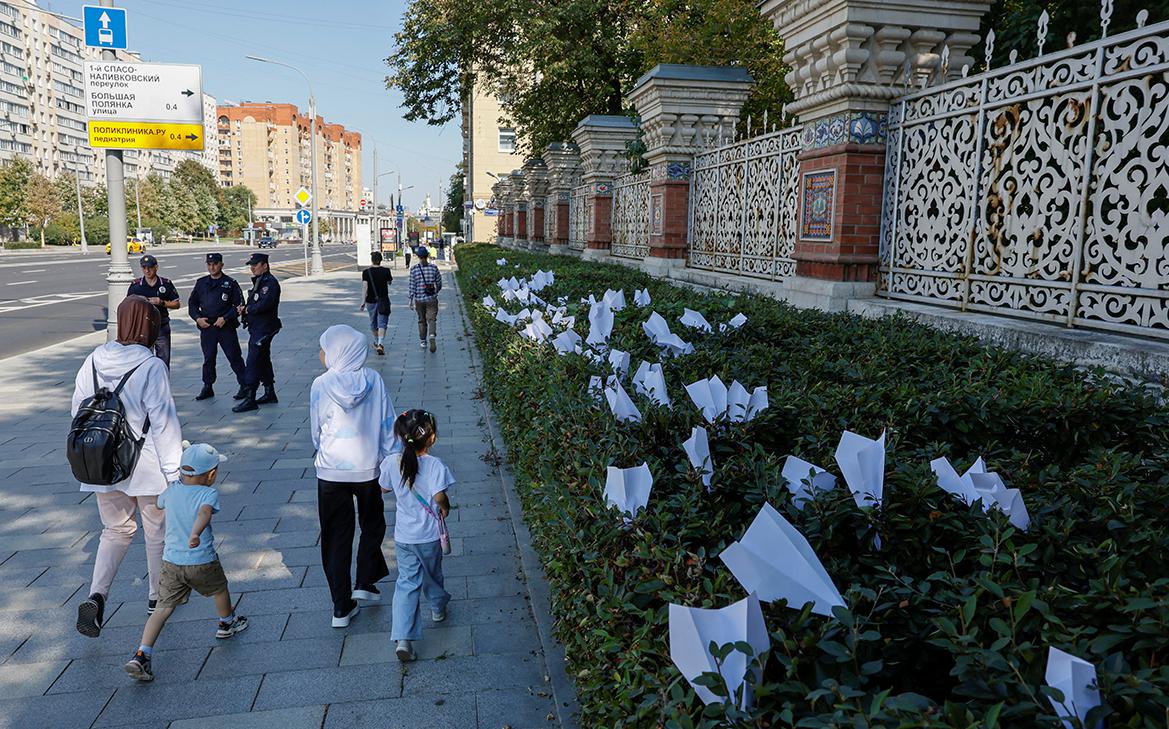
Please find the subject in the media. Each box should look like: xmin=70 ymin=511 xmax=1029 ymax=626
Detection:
xmin=0 ymin=688 xmax=114 ymax=729
xmin=170 ymin=705 xmax=326 ymax=729
xmin=473 ymin=618 xmax=544 ymax=657
xmin=94 ymin=674 xmax=263 ymax=727
xmin=280 ymin=605 xmax=393 ymax=642
xmin=466 ymin=574 xmax=527 ymax=600
xmin=234 ymin=586 xmax=333 ymax=615
xmin=477 ymin=687 xmax=560 ymax=728
xmin=322 ymin=694 xmax=477 ymax=729
xmin=340 ymin=626 xmax=472 ymax=665
xmin=252 ymin=663 xmax=403 ymax=710
xmin=200 ymin=636 xmax=342 ymax=678
xmin=402 ymin=653 xmax=547 ymax=695
xmin=0 ymin=659 xmax=67 ymax=698
xmin=48 ymin=646 xmax=209 ymax=694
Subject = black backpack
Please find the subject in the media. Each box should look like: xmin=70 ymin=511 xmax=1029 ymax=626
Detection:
xmin=67 ymin=362 xmax=150 ymax=486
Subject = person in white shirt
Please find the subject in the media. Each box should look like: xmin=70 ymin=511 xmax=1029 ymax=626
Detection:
xmin=379 ymin=409 xmax=454 ymax=662
xmin=310 ymin=324 xmax=397 ymax=627
xmin=71 ymin=296 xmax=184 ymax=637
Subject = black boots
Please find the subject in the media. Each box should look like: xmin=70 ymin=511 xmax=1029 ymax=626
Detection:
xmin=195 ymin=385 xmax=214 ymax=401
xmin=232 ymin=385 xmax=248 ymax=400
xmin=255 ymin=386 xmax=278 ymax=405
xmin=232 ymin=388 xmax=258 ymax=413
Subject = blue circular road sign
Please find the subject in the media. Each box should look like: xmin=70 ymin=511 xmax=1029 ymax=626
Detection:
xmin=295 ymin=209 xmax=312 ymax=225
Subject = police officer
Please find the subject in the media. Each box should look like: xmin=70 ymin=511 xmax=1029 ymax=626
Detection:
xmin=126 ymin=254 xmax=180 ymax=367
xmin=189 ymin=252 xmax=247 ymax=401
xmin=232 ymin=252 xmax=282 ymax=413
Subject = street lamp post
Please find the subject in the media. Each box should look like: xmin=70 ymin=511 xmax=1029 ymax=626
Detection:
xmin=245 ymin=55 xmax=323 ymax=275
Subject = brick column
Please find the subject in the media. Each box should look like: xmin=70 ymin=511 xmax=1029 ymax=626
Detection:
xmin=542 ymin=142 xmax=581 ymax=254
xmin=570 ymin=116 xmax=639 ymax=260
xmin=628 ymin=65 xmax=753 ymax=276
xmin=508 ymin=170 xmax=528 ymax=246
xmin=522 ymin=158 xmax=549 ymax=250
xmin=761 ymin=0 xmax=990 ymax=310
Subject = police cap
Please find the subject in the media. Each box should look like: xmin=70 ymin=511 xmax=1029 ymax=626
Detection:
xmin=206 ymin=252 xmax=223 ymax=264
xmin=139 ymin=255 xmax=158 ymax=267
xmin=245 ymin=253 xmax=269 ymax=266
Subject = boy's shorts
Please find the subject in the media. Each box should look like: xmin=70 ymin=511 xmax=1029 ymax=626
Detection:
xmin=158 ymin=559 xmax=229 ymax=607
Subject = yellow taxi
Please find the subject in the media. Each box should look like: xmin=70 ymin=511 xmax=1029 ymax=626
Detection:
xmin=106 ymin=239 xmax=145 ymax=255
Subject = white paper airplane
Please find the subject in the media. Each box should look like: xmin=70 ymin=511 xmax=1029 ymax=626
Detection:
xmin=725 ymin=381 xmax=768 ymax=423
xmin=679 ymin=308 xmax=713 ymax=332
xmin=834 ymin=430 xmax=886 ymax=508
xmin=604 ymin=377 xmax=642 ymax=423
xmin=781 ymin=456 xmax=837 ymax=509
xmin=633 ymin=288 xmax=651 ymax=307
xmin=669 ymin=594 xmax=769 ymax=708
xmin=552 ymin=329 xmax=582 ymax=355
xmin=683 ymin=426 xmax=713 ymax=489
xmin=931 ymin=456 xmax=1030 ymax=530
xmin=603 ymin=463 xmax=653 ymax=520
xmin=685 ymin=376 xmax=729 ymax=423
xmin=602 ymin=289 xmax=626 ymax=311
xmin=521 ymin=318 xmax=553 ymax=342
xmin=719 ymin=503 xmax=845 ymax=616
xmin=588 ymin=375 xmax=604 ymax=402
xmin=482 ymin=295 xmax=496 ymax=308
xmin=608 ymin=349 xmax=630 ymax=376
xmin=495 ymin=308 xmax=518 ymax=326
xmin=631 ymin=361 xmax=670 ymax=408
xmin=719 ymin=313 xmax=748 ymax=332
xmin=587 ymin=300 xmax=614 ymax=346
xmin=1045 ymin=647 xmax=1101 ymax=729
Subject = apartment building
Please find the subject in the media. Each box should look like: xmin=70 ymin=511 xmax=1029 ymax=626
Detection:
xmin=216 ymin=102 xmax=362 ymax=212
xmin=461 ymin=82 xmax=519 ymax=242
xmin=0 ymin=1 xmax=216 ymax=185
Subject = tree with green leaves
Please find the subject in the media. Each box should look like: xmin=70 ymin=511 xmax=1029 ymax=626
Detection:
xmin=443 ymin=170 xmax=464 ymax=232
xmin=0 ymin=157 xmax=34 ymax=238
xmin=220 ymin=185 xmax=257 ymax=236
xmin=25 ymin=173 xmax=61 ymax=248
xmin=386 ymin=0 xmax=789 ymax=155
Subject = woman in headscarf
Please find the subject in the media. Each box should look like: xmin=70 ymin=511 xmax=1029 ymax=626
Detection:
xmin=71 ymin=296 xmax=183 ymax=637
xmin=310 ymin=324 xmax=397 ymax=627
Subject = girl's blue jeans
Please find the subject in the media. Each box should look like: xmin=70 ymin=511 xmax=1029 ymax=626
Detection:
xmin=391 ymin=540 xmax=450 ymax=641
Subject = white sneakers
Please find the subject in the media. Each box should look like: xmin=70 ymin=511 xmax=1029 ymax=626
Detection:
xmin=331 ymin=602 xmax=359 ymax=628
xmin=395 ymin=639 xmax=416 ymax=662
xmin=352 ymin=586 xmax=381 ymax=602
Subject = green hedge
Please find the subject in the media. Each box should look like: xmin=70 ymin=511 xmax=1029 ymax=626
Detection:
xmin=455 ymin=244 xmax=1169 ymax=727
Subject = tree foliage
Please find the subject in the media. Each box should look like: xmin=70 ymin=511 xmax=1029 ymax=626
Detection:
xmin=0 ymin=157 xmax=34 ymax=233
xmin=386 ymin=0 xmax=789 ymax=155
xmin=25 ymin=173 xmax=61 ymax=247
xmin=443 ymin=169 xmax=464 ymax=232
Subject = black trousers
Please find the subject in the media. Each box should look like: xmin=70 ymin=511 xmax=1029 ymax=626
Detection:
xmin=317 ymin=478 xmax=389 ymax=611
xmin=154 ymin=326 xmax=171 ymax=369
xmin=199 ymin=325 xmax=245 ymax=387
xmin=243 ymin=330 xmax=277 ymax=388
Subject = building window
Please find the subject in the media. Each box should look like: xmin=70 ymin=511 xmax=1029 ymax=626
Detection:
xmin=498 ymin=128 xmax=516 ymax=153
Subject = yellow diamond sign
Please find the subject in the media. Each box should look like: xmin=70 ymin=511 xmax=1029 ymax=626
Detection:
xmin=294 ymin=187 xmax=312 ymax=207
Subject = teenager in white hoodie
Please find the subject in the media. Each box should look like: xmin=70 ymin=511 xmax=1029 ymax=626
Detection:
xmin=310 ymin=324 xmax=398 ymax=627
xmin=71 ymin=296 xmax=184 ymax=637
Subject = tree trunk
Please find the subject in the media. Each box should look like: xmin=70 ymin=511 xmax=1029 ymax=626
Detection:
xmin=39 ymin=225 xmax=45 ymax=249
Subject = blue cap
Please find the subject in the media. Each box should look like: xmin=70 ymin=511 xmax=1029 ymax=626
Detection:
xmin=180 ymin=442 xmax=227 ymax=476
xmin=416 ymin=246 xmax=430 ymax=258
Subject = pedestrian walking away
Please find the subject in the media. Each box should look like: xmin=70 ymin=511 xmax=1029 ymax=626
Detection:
xmin=123 ymin=442 xmax=249 ymax=682
xmin=408 ymin=246 xmax=442 ymax=352
xmin=233 ymin=253 xmax=282 ymax=413
xmin=70 ymin=296 xmax=184 ymax=638
xmin=359 ymin=251 xmax=392 ymax=356
xmin=379 ymin=409 xmax=454 ymax=662
xmin=404 ymin=245 xmax=412 ymax=269
xmin=126 ymin=255 xmax=181 ymax=368
xmin=310 ymin=325 xmax=397 ymax=627
xmin=189 ymin=252 xmax=247 ymax=401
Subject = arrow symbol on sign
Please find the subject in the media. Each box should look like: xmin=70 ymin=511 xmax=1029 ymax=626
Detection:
xmin=185 ymin=133 xmax=198 ymax=141
xmin=99 ymin=11 xmax=111 ymax=28
xmin=181 ymin=89 xmax=194 ymax=97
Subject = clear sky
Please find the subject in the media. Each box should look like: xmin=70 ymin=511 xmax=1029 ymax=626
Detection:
xmin=45 ymin=0 xmax=460 ymax=212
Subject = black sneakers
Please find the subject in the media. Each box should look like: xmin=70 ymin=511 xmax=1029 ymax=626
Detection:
xmin=76 ymin=593 xmax=105 ymax=638
xmin=215 ymin=615 xmax=249 ymax=639
xmin=195 ymin=385 xmax=214 ymax=401
xmin=331 ymin=601 xmax=360 ymax=628
xmin=123 ymin=650 xmax=153 ymax=681
xmin=254 ymin=387 xmax=278 ymax=405
xmin=232 ymin=385 xmax=248 ymax=400
xmin=352 ymin=584 xmax=381 ymax=602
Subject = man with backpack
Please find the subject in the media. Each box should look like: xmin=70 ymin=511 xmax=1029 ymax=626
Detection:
xmin=359 ymin=251 xmax=392 ymax=355
xmin=68 ymin=296 xmax=184 ymax=636
xmin=408 ymin=246 xmax=442 ymax=352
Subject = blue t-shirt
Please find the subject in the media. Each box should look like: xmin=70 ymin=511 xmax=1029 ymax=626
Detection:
xmin=157 ymin=481 xmax=221 ymax=565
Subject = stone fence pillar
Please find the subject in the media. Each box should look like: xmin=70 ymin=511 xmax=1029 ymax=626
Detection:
xmin=760 ymin=0 xmax=991 ymax=309
xmin=509 ymin=170 xmax=528 ymax=245
xmin=522 ymin=158 xmax=549 ymax=250
xmin=495 ymin=178 xmax=513 ymax=247
xmin=542 ymin=142 xmax=582 ymax=255
xmin=628 ymin=65 xmax=754 ymax=276
xmin=570 ymin=115 xmax=639 ymax=260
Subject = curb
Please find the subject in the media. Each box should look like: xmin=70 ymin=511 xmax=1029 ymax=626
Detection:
xmin=449 ymin=265 xmax=582 ymax=729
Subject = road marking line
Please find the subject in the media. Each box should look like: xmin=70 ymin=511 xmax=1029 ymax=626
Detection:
xmin=20 ymin=269 xmax=45 ymax=273
xmin=6 ymin=280 xmax=36 ymax=286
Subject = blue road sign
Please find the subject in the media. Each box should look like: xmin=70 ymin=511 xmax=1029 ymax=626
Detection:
xmin=295 ymin=209 xmax=312 ymax=225
xmin=82 ymin=6 xmax=128 ymax=50
xmin=396 ymin=204 xmax=404 ymax=214
xmin=396 ymin=214 xmax=404 ymax=226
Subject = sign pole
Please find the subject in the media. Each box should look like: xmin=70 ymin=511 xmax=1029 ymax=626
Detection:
xmin=303 ymin=221 xmax=309 ymax=277
xmin=101 ymin=0 xmax=130 ymax=342
xmin=309 ymin=95 xmax=323 ymax=275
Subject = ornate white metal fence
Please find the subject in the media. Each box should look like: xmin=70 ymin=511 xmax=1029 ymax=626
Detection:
xmin=568 ymin=184 xmax=588 ymax=251
xmin=880 ymin=16 xmax=1169 ymax=339
xmin=688 ymin=127 xmax=803 ymax=280
xmin=610 ymin=172 xmax=650 ymax=260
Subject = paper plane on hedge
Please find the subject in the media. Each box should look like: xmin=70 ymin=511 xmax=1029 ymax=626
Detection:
xmin=835 ymin=430 xmax=886 ymax=508
xmin=669 ymin=593 xmax=770 ymax=709
xmin=1045 ymin=647 xmax=1101 ymax=729
xmin=603 ymin=463 xmax=653 ymax=520
xmin=781 ymin=455 xmax=837 ymax=509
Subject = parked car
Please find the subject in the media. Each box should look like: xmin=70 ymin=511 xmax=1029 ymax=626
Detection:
xmin=257 ymin=237 xmax=277 ymax=249
xmin=105 ymin=238 xmax=145 ymax=255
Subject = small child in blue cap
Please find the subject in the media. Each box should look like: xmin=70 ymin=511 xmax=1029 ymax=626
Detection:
xmin=124 ymin=441 xmax=248 ymax=681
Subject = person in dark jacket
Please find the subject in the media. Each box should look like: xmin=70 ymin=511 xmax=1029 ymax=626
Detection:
xmin=126 ymin=255 xmax=180 ymax=368
xmin=189 ymin=253 xmax=247 ymax=401
xmin=232 ymin=253 xmax=282 ymax=413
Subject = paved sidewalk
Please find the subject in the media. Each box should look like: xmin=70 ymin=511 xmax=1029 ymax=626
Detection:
xmin=0 ymin=261 xmax=567 ymax=728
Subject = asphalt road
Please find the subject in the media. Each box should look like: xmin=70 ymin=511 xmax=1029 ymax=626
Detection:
xmin=0 ymin=242 xmax=356 ymax=360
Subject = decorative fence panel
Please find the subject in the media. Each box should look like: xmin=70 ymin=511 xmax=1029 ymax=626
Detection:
xmin=568 ymin=184 xmax=588 ymax=251
xmin=610 ymin=172 xmax=650 ymax=260
xmin=880 ymin=19 xmax=1169 ymax=339
xmin=688 ymin=127 xmax=803 ymax=280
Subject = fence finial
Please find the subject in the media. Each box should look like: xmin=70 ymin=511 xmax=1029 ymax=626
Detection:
xmin=1037 ymin=10 xmax=1050 ymax=56
xmin=961 ymin=64 xmax=970 ymax=78
xmin=1137 ymin=9 xmax=1149 ymax=27
xmin=986 ymin=29 xmax=996 ymax=71
xmin=746 ymin=114 xmax=752 ymax=138
xmin=1067 ymin=31 xmax=1077 ymax=48
xmin=940 ymin=45 xmax=951 ymax=82
xmin=1101 ymin=0 xmax=1114 ymax=37
xmin=762 ymin=109 xmax=768 ymax=134
xmin=1009 ymin=48 xmax=1019 ymax=65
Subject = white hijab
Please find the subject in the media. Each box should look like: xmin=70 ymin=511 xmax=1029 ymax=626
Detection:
xmin=318 ymin=324 xmax=372 ymax=408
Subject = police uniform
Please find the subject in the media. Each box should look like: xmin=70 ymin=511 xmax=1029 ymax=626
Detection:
xmin=233 ymin=253 xmax=282 ymax=413
xmin=126 ymin=255 xmax=180 ymax=367
xmin=189 ymin=252 xmax=246 ymax=400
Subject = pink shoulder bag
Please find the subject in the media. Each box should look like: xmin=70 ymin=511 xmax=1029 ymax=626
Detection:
xmin=412 ymin=489 xmax=451 ymax=555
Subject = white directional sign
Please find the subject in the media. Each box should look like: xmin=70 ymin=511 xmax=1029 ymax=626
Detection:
xmin=84 ymin=61 xmax=204 ymax=150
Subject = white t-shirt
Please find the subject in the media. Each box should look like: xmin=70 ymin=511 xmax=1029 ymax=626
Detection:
xmin=379 ymin=453 xmax=455 ymax=544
